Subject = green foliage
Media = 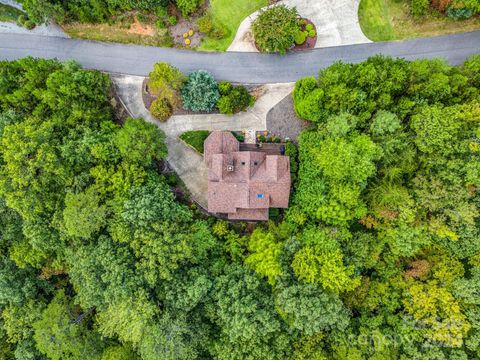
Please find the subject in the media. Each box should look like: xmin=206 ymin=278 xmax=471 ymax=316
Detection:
xmin=252 ymin=5 xmax=299 ymax=54
xmin=245 ymin=227 xmax=283 ymax=284
xmin=276 ymin=283 xmax=350 ymax=334
xmin=181 ymin=70 xmax=220 ymax=112
xmin=175 ymin=0 xmax=203 ymax=17
xmin=179 ymin=130 xmax=211 ymax=153
xmin=196 ymin=13 xmax=225 ymax=39
xmin=294 ymin=30 xmax=307 ymax=45
xmin=1 ymin=55 xmax=480 ymax=360
xmin=115 ymin=117 xmax=167 ymax=166
xmin=149 ymin=97 xmax=172 ymax=121
xmin=148 ymin=62 xmax=184 ymax=110
xmin=411 ymin=0 xmax=430 ymax=17
xmin=63 ymin=188 xmax=107 ymax=239
xmin=33 ymin=290 xmax=104 ymax=360
xmin=217 ymin=84 xmax=255 ymax=114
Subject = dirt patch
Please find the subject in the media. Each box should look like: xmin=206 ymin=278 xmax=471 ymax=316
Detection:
xmin=128 ymin=17 xmax=155 ymax=36
xmin=170 ymin=18 xmax=203 ymax=48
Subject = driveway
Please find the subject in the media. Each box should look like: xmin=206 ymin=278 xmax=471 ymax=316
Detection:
xmin=228 ymin=0 xmax=370 ymax=52
xmin=111 ymin=74 xmax=292 ymax=207
xmin=1 ymin=32 xmax=478 ymax=83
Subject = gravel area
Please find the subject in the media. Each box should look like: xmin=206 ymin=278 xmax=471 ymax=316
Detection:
xmin=266 ymin=93 xmax=310 ymax=142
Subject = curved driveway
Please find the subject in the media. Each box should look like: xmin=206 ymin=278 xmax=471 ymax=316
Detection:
xmin=1 ymin=32 xmax=480 ymax=83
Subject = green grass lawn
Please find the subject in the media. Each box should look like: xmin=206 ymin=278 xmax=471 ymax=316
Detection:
xmin=179 ymin=130 xmax=211 ymax=153
xmin=0 ymin=4 xmax=24 ymax=23
xmin=358 ymin=0 xmax=480 ymax=41
xmin=198 ymin=0 xmax=267 ymax=51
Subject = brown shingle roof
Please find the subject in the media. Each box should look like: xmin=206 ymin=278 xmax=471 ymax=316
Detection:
xmin=205 ymin=131 xmax=291 ymax=221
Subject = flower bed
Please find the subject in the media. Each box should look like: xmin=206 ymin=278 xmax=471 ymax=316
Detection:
xmin=292 ymin=18 xmax=317 ymax=51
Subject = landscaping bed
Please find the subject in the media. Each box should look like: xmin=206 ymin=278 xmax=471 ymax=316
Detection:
xmin=292 ymin=19 xmax=317 ymax=51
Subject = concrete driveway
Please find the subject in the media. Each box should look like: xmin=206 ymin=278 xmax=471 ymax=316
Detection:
xmin=228 ymin=0 xmax=370 ymax=52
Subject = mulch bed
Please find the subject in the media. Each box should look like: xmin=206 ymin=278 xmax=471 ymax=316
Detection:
xmin=142 ymin=78 xmax=261 ymax=116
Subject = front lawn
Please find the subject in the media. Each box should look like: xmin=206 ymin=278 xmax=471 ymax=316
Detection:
xmin=358 ymin=0 xmax=480 ymax=41
xmin=198 ymin=0 xmax=267 ymax=51
xmin=0 ymin=4 xmax=24 ymax=23
xmin=179 ymin=130 xmax=211 ymax=153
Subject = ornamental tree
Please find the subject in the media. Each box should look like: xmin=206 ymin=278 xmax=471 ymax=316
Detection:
xmin=181 ymin=70 xmax=220 ymax=112
xmin=252 ymin=5 xmax=299 ymax=54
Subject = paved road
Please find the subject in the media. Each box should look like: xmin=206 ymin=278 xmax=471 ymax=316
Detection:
xmin=1 ymin=32 xmax=479 ymax=83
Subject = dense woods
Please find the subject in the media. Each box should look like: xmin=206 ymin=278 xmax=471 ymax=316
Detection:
xmin=0 ymin=55 xmax=479 ymax=359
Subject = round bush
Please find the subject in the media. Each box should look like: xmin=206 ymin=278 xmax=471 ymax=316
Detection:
xmin=181 ymin=70 xmax=220 ymax=112
xmin=295 ymin=30 xmax=307 ymax=45
xmin=305 ymin=23 xmax=313 ymax=31
xmin=218 ymin=81 xmax=233 ymax=95
xmin=17 ymin=15 xmax=27 ymax=26
xmin=24 ymin=20 xmax=36 ymax=30
xmin=168 ymin=16 xmax=177 ymax=26
xmin=217 ymin=86 xmax=254 ymax=115
xmin=308 ymin=29 xmax=316 ymax=37
xmin=150 ymin=97 xmax=172 ymax=122
xmin=252 ymin=5 xmax=299 ymax=54
xmin=156 ymin=20 xmax=165 ymax=29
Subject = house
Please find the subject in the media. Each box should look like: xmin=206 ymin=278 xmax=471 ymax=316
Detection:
xmin=204 ymin=131 xmax=291 ymax=221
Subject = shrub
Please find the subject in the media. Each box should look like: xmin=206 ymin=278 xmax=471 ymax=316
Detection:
xmin=185 ymin=39 xmax=191 ymax=45
xmin=155 ymin=20 xmax=165 ymax=29
xmin=175 ymin=0 xmax=202 ymax=17
xmin=17 ymin=14 xmax=27 ymax=26
xmin=148 ymin=62 xmax=185 ymax=106
xmin=218 ymin=81 xmax=233 ymax=95
xmin=168 ymin=16 xmax=177 ymax=25
xmin=188 ymin=29 xmax=194 ymax=36
xmin=295 ymin=30 xmax=307 ymax=45
xmin=447 ymin=6 xmax=474 ymax=19
xmin=252 ymin=5 xmax=299 ymax=54
xmin=197 ymin=13 xmax=226 ymax=39
xmin=308 ymin=29 xmax=316 ymax=37
xmin=217 ymin=86 xmax=255 ymax=115
xmin=181 ymin=70 xmax=220 ymax=112
xmin=305 ymin=23 xmax=313 ymax=31
xmin=150 ymin=97 xmax=172 ymax=121
xmin=155 ymin=6 xmax=168 ymax=18
xmin=24 ymin=20 xmax=36 ymax=30
xmin=411 ymin=0 xmax=430 ymax=17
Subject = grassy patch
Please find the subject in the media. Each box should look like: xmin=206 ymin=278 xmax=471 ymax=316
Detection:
xmin=179 ymin=130 xmax=211 ymax=153
xmin=198 ymin=0 xmax=267 ymax=51
xmin=358 ymin=0 xmax=480 ymax=41
xmin=0 ymin=4 xmax=24 ymax=23
xmin=63 ymin=19 xmax=173 ymax=47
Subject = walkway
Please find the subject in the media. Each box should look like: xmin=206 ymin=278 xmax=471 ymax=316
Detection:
xmin=111 ymin=74 xmax=293 ymax=207
xmin=228 ymin=0 xmax=369 ymax=52
xmin=1 ymin=31 xmax=479 ymax=83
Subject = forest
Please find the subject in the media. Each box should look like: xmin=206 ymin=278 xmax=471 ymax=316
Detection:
xmin=0 ymin=55 xmax=479 ymax=360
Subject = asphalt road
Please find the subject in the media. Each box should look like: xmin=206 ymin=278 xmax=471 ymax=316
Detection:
xmin=1 ymin=31 xmax=479 ymax=83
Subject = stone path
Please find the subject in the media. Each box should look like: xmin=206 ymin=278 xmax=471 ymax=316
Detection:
xmin=228 ymin=0 xmax=370 ymax=52
xmin=111 ymin=74 xmax=293 ymax=207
